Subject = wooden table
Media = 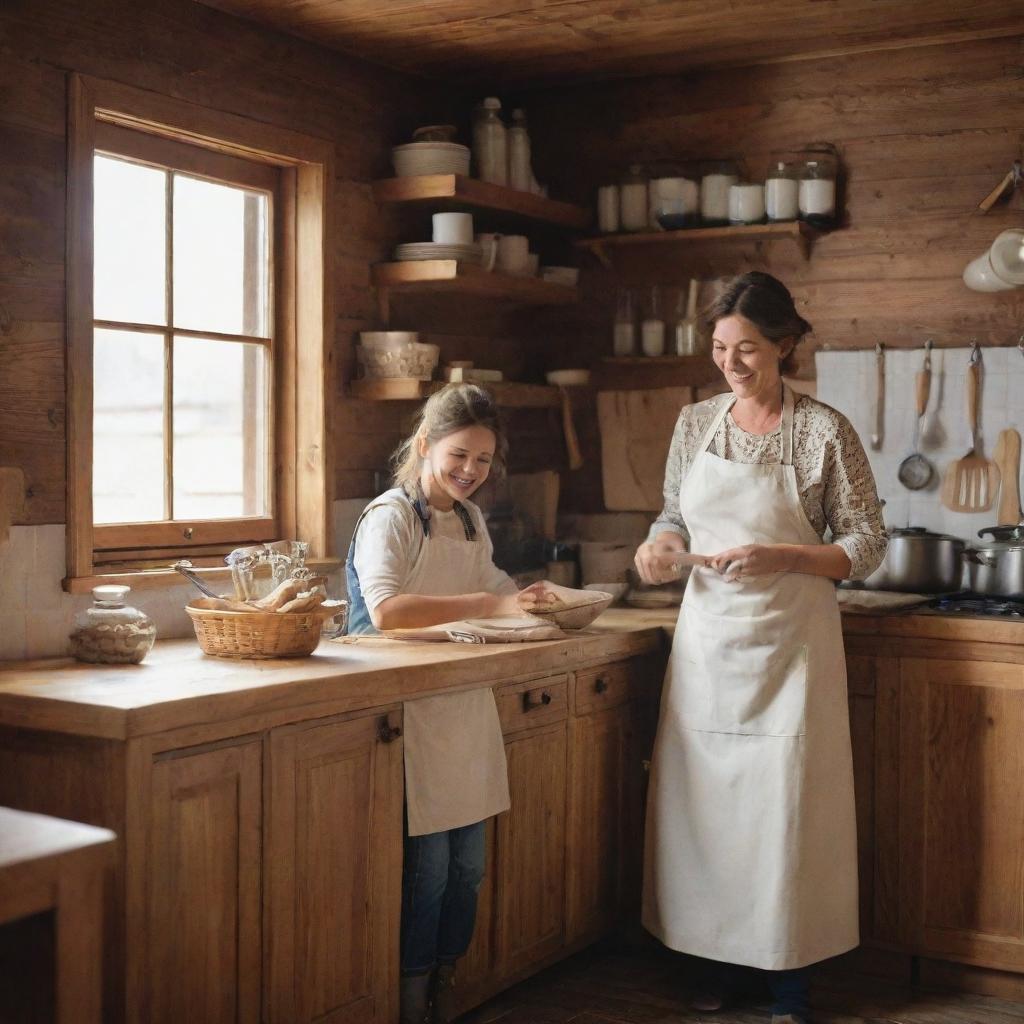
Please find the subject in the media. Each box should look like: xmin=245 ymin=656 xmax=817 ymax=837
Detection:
xmin=0 ymin=807 xmax=116 ymax=1023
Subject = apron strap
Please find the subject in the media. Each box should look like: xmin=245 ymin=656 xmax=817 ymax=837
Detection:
xmin=695 ymin=393 xmax=736 ymax=455
xmin=780 ymin=385 xmax=796 ymax=467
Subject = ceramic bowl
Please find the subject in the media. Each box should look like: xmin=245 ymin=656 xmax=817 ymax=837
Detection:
xmin=528 ymin=586 xmax=614 ymax=629
xmin=392 ymin=142 xmax=471 ymax=177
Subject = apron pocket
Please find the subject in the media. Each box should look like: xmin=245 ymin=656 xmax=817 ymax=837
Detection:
xmin=671 ymin=601 xmax=808 ymax=737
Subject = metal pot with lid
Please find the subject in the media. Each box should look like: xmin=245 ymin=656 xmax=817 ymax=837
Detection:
xmin=964 ymin=524 xmax=1024 ymax=599
xmin=861 ymin=527 xmax=965 ymax=594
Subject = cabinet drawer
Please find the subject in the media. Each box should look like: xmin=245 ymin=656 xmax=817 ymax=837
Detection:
xmin=495 ymin=676 xmax=569 ymax=735
xmin=574 ymin=661 xmax=633 ymax=716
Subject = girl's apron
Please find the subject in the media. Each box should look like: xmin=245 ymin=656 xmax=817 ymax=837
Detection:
xmin=642 ymin=387 xmax=858 ymax=970
xmin=346 ymin=489 xmax=510 ymax=837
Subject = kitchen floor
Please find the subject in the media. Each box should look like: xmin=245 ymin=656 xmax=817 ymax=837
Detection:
xmin=463 ymin=948 xmax=1024 ymax=1024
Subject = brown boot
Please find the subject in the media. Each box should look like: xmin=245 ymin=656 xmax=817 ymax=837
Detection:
xmin=400 ymin=973 xmax=432 ymax=1024
xmin=432 ymin=961 xmax=459 ymax=1024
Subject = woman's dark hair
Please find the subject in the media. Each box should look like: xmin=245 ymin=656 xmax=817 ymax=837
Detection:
xmin=391 ymin=383 xmax=509 ymax=487
xmin=701 ymin=272 xmax=812 ymax=375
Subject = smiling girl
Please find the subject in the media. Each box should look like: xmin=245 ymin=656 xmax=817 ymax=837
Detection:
xmin=345 ymin=383 xmax=550 ymax=1024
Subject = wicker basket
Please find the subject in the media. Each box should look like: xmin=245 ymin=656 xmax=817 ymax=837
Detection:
xmin=186 ymin=603 xmax=338 ymax=659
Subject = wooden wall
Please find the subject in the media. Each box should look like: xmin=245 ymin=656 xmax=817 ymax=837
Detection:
xmin=520 ymin=33 xmax=1024 ymax=511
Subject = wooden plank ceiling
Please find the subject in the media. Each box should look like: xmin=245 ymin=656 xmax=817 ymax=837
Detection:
xmin=193 ymin=0 xmax=1024 ymax=85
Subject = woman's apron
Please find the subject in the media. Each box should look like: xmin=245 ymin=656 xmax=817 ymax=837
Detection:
xmin=642 ymin=387 xmax=858 ymax=971
xmin=346 ymin=490 xmax=511 ymax=837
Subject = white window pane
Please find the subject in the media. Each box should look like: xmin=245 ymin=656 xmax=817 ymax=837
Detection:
xmin=94 ymin=155 xmax=167 ymax=325
xmin=173 ymin=176 xmax=269 ymax=337
xmin=93 ymin=328 xmax=165 ymax=524
xmin=173 ymin=336 xmax=268 ymax=520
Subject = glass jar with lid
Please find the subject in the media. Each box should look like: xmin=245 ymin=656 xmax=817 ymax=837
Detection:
xmin=699 ymin=159 xmax=740 ymax=225
xmin=619 ymin=165 xmax=650 ymax=232
xmin=69 ymin=585 xmax=157 ymax=664
xmin=765 ymin=157 xmax=800 ymax=221
xmin=798 ymin=147 xmax=839 ymax=227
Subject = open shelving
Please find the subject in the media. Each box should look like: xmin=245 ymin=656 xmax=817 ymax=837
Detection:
xmin=577 ymin=220 xmax=819 ymax=267
xmin=349 ymin=377 xmax=561 ymax=408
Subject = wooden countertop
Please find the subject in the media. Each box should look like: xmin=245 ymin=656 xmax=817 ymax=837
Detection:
xmin=0 ymin=616 xmax=665 ymax=741
xmin=0 ymin=607 xmax=1019 ymax=742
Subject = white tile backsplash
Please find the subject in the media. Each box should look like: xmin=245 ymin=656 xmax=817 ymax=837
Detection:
xmin=0 ymin=510 xmax=350 ymax=662
xmin=817 ymin=346 xmax=1024 ymax=541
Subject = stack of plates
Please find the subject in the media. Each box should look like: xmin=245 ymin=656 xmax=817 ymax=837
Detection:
xmin=394 ymin=242 xmax=483 ymax=265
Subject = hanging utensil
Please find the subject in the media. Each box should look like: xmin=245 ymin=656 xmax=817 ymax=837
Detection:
xmin=172 ymin=559 xmax=223 ymax=599
xmin=897 ymin=345 xmax=935 ymax=490
xmin=870 ymin=342 xmax=885 ymax=450
xmin=993 ymin=428 xmax=1022 ymax=526
xmin=940 ymin=343 xmax=1000 ymax=513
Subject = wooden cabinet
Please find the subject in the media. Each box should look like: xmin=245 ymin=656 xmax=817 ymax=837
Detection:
xmin=898 ymin=656 xmax=1024 ymax=972
xmin=265 ymin=709 xmax=403 ymax=1024
xmin=141 ymin=740 xmax=263 ymax=1024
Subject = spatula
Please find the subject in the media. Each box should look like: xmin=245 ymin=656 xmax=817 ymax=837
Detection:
xmin=993 ymin=428 xmax=1022 ymax=526
xmin=940 ymin=345 xmax=1000 ymax=513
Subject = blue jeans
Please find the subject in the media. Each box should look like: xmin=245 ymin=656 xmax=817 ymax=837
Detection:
xmin=401 ymin=820 xmax=486 ymax=976
xmin=704 ymin=960 xmax=811 ymax=1017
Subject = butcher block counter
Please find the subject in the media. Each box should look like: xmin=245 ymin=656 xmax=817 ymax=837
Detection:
xmin=1 ymin=607 xmax=1022 ymax=1019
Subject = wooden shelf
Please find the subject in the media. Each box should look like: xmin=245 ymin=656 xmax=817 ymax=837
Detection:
xmin=349 ymin=378 xmax=561 ymax=408
xmin=594 ymin=355 xmax=722 ymax=390
xmin=372 ymin=175 xmax=591 ymax=229
xmin=372 ymin=260 xmax=578 ymax=305
xmin=577 ymin=221 xmax=819 ymax=267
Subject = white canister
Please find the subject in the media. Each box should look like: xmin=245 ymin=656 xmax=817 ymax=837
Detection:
xmin=700 ymin=173 xmax=738 ymax=224
xmin=765 ymin=177 xmax=799 ymax=221
xmin=597 ymin=184 xmax=620 ymax=233
xmin=620 ymin=166 xmax=649 ymax=232
xmin=650 ymin=177 xmax=699 ymax=229
xmin=641 ymin=318 xmax=666 ymax=357
xmin=496 ymin=234 xmax=530 ymax=275
xmin=728 ymin=183 xmax=766 ymax=224
xmin=432 ymin=211 xmax=474 ymax=244
xmin=799 ymin=177 xmax=837 ymax=218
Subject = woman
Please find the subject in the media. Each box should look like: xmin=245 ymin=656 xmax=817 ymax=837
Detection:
xmin=346 ymin=383 xmax=549 ymax=1024
xmin=636 ymin=272 xmax=886 ymax=1024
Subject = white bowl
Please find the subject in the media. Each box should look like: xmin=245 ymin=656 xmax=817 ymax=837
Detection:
xmin=392 ymin=142 xmax=471 ymax=178
xmin=357 ymin=342 xmax=439 ymax=380
xmin=359 ymin=331 xmax=420 ymax=349
xmin=540 ymin=266 xmax=580 ymax=287
xmin=546 ymin=369 xmax=591 ymax=387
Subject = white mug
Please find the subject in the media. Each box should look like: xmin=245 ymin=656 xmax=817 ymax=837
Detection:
xmin=497 ymin=234 xmax=530 ymax=275
xmin=432 ymin=211 xmax=474 ymax=245
xmin=475 ymin=232 xmax=500 ymax=272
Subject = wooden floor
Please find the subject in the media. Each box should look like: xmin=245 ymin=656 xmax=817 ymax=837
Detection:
xmin=463 ymin=949 xmax=1024 ymax=1024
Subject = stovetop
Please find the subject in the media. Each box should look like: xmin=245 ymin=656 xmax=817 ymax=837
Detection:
xmin=923 ymin=595 xmax=1024 ymax=618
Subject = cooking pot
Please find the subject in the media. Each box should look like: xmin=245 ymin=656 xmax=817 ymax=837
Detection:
xmin=963 ymin=524 xmax=1024 ymax=599
xmin=861 ymin=527 xmax=965 ymax=593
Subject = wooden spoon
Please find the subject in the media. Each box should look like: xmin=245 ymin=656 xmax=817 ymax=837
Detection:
xmin=994 ymin=428 xmax=1022 ymax=526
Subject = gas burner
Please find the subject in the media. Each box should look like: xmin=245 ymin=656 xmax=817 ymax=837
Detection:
xmin=927 ymin=596 xmax=1024 ymax=618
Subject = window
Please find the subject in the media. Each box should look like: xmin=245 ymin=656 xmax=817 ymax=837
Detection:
xmin=66 ymin=76 xmax=333 ymax=588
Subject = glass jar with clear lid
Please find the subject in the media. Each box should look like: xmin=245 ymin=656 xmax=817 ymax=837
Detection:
xmin=798 ymin=147 xmax=839 ymax=227
xmin=70 ymin=584 xmax=157 ymax=664
xmin=765 ymin=157 xmax=800 ymax=221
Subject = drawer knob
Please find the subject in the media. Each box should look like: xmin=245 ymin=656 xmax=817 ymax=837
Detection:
xmin=522 ymin=690 xmax=553 ymax=711
xmin=377 ymin=719 xmax=402 ymax=744
xmin=594 ymin=677 xmax=608 ymax=694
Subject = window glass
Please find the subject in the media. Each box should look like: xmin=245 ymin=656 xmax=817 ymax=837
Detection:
xmin=93 ymin=155 xmax=166 ymax=325
xmin=173 ymin=175 xmax=269 ymax=337
xmin=172 ymin=336 xmax=269 ymax=520
xmin=92 ymin=328 xmax=166 ymax=524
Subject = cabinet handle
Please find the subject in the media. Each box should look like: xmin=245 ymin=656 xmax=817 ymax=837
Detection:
xmin=377 ymin=718 xmax=402 ymax=744
xmin=594 ymin=677 xmax=608 ymax=694
xmin=522 ymin=690 xmax=553 ymax=712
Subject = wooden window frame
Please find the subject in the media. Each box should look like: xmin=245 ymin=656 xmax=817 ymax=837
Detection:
xmin=65 ymin=74 xmax=334 ymax=592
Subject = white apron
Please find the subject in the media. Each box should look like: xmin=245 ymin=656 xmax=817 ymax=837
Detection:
xmin=642 ymin=386 xmax=858 ymax=970
xmin=360 ymin=496 xmax=511 ymax=838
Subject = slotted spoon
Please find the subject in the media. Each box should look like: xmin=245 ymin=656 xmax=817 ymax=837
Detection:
xmin=940 ymin=344 xmax=1000 ymax=513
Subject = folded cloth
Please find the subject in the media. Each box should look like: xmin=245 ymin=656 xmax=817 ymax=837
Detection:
xmin=836 ymin=589 xmax=931 ymax=613
xmin=380 ymin=615 xmax=565 ymax=644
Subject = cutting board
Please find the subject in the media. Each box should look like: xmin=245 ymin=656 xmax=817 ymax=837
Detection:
xmin=597 ymin=388 xmax=693 ymax=511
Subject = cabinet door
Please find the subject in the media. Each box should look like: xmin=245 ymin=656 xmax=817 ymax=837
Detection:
xmin=565 ymin=702 xmax=630 ymax=944
xmin=265 ymin=710 xmax=403 ymax=1024
xmin=145 ymin=739 xmax=262 ymax=1024
xmin=496 ymin=720 xmax=568 ymax=978
xmin=900 ymin=657 xmax=1024 ymax=970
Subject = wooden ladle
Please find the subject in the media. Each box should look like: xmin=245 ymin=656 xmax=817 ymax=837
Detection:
xmin=993 ymin=428 xmax=1022 ymax=526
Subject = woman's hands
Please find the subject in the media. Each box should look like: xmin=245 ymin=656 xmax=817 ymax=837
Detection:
xmin=709 ymin=544 xmax=794 ymax=581
xmin=634 ymin=533 xmax=687 ymax=585
xmin=481 ymin=581 xmax=560 ymax=618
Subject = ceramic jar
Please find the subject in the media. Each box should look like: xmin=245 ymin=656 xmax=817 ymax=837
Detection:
xmin=69 ymin=585 xmax=157 ymax=664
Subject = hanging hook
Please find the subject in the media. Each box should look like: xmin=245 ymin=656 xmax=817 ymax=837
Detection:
xmin=969 ymin=339 xmax=980 ymax=365
xmin=874 ymin=341 xmax=884 ymax=356
xmin=1018 ymin=333 xmax=1024 ymax=361
xmin=924 ymin=338 xmax=933 ymax=370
